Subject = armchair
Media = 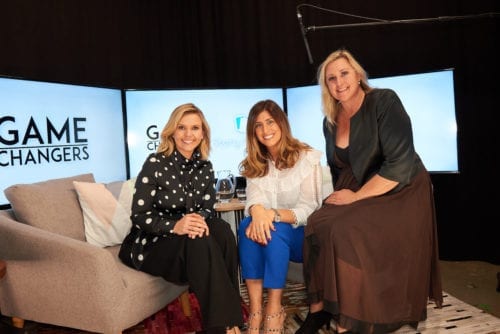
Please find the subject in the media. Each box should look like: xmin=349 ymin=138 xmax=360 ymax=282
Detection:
xmin=0 ymin=174 xmax=188 ymax=334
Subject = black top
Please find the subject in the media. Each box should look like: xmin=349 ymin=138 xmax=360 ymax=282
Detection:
xmin=323 ymin=89 xmax=424 ymax=193
xmin=123 ymin=149 xmax=216 ymax=268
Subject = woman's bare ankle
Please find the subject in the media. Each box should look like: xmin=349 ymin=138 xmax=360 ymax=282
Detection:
xmin=309 ymin=301 xmax=324 ymax=313
xmin=247 ymin=309 xmax=262 ymax=333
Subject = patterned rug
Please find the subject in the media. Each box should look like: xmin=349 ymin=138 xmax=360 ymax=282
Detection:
xmin=144 ymin=282 xmax=500 ymax=334
xmin=12 ymin=281 xmax=500 ymax=333
xmin=283 ymin=292 xmax=500 ymax=334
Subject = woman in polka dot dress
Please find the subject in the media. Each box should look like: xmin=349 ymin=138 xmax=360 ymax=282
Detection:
xmin=119 ymin=103 xmax=243 ymax=334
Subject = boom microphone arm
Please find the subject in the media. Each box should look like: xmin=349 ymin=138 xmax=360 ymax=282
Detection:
xmin=297 ymin=10 xmax=314 ymax=64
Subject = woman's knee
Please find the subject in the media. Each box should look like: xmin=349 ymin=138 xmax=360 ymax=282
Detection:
xmin=186 ymin=235 xmax=212 ymax=251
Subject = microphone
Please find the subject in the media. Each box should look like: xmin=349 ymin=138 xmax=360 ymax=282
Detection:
xmin=297 ymin=10 xmax=314 ymax=64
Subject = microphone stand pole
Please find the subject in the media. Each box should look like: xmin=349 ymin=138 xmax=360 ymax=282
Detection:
xmin=305 ymin=13 xmax=499 ymax=32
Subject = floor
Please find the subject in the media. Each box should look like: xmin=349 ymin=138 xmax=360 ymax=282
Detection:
xmin=438 ymin=260 xmax=500 ymax=318
xmin=282 ymin=260 xmax=500 ymax=333
xmin=0 ymin=260 xmax=499 ymax=333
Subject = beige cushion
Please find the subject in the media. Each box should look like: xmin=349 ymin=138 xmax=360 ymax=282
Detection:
xmin=73 ymin=179 xmax=135 ymax=247
xmin=4 ymin=173 xmax=95 ymax=240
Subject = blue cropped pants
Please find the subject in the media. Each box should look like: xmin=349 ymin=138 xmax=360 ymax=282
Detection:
xmin=237 ymin=216 xmax=304 ymax=289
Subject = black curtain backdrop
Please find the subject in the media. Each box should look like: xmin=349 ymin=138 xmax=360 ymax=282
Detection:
xmin=1 ymin=0 xmax=499 ymax=263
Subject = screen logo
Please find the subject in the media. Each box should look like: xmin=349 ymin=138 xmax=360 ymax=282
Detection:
xmin=0 ymin=116 xmax=89 ymax=167
xmin=235 ymin=116 xmax=247 ymax=133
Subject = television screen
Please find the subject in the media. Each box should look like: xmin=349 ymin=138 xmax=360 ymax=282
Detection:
xmin=125 ymin=88 xmax=284 ymax=178
xmin=286 ymin=69 xmax=458 ymax=173
xmin=0 ymin=77 xmax=127 ymax=206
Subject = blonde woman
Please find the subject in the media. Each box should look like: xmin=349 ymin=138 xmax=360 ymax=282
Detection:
xmin=119 ymin=103 xmax=243 ymax=334
xmin=296 ymin=49 xmax=443 ymax=334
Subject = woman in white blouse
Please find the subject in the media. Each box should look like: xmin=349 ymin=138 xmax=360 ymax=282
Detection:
xmin=238 ymin=100 xmax=324 ymax=333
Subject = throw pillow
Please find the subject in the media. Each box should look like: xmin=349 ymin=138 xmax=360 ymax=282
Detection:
xmin=73 ymin=178 xmax=135 ymax=247
xmin=4 ymin=173 xmax=95 ymax=241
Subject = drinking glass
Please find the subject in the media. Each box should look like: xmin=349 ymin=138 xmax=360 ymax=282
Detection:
xmin=236 ymin=188 xmax=247 ymax=202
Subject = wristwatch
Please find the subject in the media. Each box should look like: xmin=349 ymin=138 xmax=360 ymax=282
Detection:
xmin=271 ymin=208 xmax=281 ymax=222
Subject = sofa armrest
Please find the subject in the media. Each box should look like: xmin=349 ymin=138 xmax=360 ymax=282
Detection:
xmin=0 ymin=211 xmax=127 ymax=320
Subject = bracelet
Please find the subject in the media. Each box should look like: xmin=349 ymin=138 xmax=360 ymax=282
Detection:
xmin=271 ymin=208 xmax=281 ymax=222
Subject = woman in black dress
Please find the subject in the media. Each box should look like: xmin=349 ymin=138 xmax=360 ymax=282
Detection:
xmin=119 ymin=103 xmax=243 ymax=334
xmin=296 ymin=49 xmax=443 ymax=334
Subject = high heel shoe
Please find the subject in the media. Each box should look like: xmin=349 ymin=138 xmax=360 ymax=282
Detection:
xmin=294 ymin=310 xmax=332 ymax=334
xmin=263 ymin=306 xmax=285 ymax=333
xmin=246 ymin=309 xmax=262 ymax=333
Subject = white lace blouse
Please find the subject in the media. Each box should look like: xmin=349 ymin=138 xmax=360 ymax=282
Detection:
xmin=244 ymin=149 xmax=324 ymax=227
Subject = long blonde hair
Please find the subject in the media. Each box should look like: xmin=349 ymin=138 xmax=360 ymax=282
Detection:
xmin=239 ymin=99 xmax=311 ymax=178
xmin=157 ymin=103 xmax=211 ymax=160
xmin=317 ymin=49 xmax=372 ymax=126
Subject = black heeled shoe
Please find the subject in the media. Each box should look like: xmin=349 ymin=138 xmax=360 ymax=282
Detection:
xmin=295 ymin=310 xmax=332 ymax=334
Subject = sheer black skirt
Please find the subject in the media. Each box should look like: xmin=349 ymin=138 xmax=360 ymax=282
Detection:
xmin=303 ymin=169 xmax=443 ymax=334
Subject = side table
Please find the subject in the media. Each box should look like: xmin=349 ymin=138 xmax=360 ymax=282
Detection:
xmin=214 ymin=199 xmax=245 ymax=288
xmin=214 ymin=198 xmax=245 ymax=237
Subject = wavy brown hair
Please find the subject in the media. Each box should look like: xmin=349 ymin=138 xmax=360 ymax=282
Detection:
xmin=157 ymin=103 xmax=211 ymax=160
xmin=239 ymin=99 xmax=311 ymax=178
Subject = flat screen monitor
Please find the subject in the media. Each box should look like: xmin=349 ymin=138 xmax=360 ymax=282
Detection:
xmin=125 ymin=88 xmax=284 ymax=178
xmin=286 ymin=69 xmax=458 ymax=173
xmin=0 ymin=76 xmax=127 ymax=207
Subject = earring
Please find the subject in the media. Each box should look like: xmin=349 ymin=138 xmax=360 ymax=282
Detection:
xmin=358 ymin=80 xmax=361 ymax=85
